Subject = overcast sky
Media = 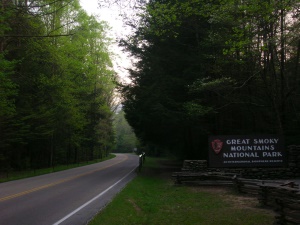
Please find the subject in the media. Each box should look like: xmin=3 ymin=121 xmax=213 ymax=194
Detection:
xmin=79 ymin=0 xmax=132 ymax=83
xmin=80 ymin=0 xmax=125 ymax=37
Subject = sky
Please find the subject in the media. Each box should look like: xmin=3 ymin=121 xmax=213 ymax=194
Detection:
xmin=79 ymin=0 xmax=132 ymax=83
xmin=80 ymin=0 xmax=124 ymax=37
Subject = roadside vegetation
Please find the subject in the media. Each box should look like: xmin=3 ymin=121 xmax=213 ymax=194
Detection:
xmin=1 ymin=1 xmax=116 ymax=175
xmin=113 ymin=110 xmax=139 ymax=153
xmin=0 ymin=154 xmax=115 ymax=183
xmin=120 ymin=0 xmax=300 ymax=159
xmin=89 ymin=157 xmax=274 ymax=225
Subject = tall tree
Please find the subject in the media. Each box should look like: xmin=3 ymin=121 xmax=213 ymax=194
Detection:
xmin=121 ymin=0 xmax=300 ymax=159
xmin=114 ymin=110 xmax=138 ymax=153
xmin=0 ymin=0 xmax=117 ymax=172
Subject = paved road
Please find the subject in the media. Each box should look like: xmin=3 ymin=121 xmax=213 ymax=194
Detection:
xmin=0 ymin=154 xmax=139 ymax=225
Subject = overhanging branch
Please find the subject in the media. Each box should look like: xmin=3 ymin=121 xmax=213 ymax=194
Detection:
xmin=0 ymin=34 xmax=74 ymax=38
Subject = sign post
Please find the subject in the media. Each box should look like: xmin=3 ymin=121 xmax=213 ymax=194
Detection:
xmin=209 ymin=135 xmax=286 ymax=168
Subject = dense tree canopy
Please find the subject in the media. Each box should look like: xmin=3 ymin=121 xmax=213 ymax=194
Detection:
xmin=0 ymin=0 xmax=116 ymax=172
xmin=113 ymin=110 xmax=138 ymax=153
xmin=121 ymin=0 xmax=300 ymax=159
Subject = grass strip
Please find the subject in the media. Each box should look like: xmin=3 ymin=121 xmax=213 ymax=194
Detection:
xmin=0 ymin=154 xmax=116 ymax=183
xmin=89 ymin=157 xmax=274 ymax=225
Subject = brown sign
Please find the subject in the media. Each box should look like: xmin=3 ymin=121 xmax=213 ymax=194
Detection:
xmin=208 ymin=135 xmax=286 ymax=168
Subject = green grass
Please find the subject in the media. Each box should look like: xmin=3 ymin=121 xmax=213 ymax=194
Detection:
xmin=0 ymin=154 xmax=116 ymax=183
xmin=89 ymin=157 xmax=274 ymax=225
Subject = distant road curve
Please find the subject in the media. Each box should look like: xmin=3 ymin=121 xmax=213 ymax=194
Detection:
xmin=0 ymin=153 xmax=139 ymax=225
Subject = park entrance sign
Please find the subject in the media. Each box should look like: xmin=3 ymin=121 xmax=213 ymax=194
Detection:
xmin=208 ymin=135 xmax=286 ymax=168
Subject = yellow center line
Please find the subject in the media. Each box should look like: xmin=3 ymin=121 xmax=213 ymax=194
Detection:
xmin=0 ymin=155 xmax=128 ymax=202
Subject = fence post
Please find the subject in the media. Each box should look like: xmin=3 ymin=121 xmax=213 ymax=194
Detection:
xmin=138 ymin=152 xmax=146 ymax=172
xmin=139 ymin=154 xmax=142 ymax=172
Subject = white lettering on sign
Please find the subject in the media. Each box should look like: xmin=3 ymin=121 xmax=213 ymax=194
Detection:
xmin=209 ymin=135 xmax=284 ymax=168
xmin=223 ymin=152 xmax=259 ymax=158
xmin=253 ymin=139 xmax=279 ymax=144
xmin=226 ymin=139 xmax=250 ymax=145
xmin=231 ymin=145 xmax=275 ymax=151
xmin=263 ymin=152 xmax=283 ymax=157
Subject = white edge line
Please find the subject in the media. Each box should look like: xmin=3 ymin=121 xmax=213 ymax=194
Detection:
xmin=53 ymin=167 xmax=137 ymax=225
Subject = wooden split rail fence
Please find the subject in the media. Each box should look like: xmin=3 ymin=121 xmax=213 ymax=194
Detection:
xmin=172 ymin=160 xmax=300 ymax=224
xmin=172 ymin=160 xmax=238 ymax=185
xmin=172 ymin=171 xmax=236 ymax=186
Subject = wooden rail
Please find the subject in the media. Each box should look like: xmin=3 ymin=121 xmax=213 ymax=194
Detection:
xmin=274 ymin=198 xmax=300 ymax=225
xmin=172 ymin=160 xmax=300 ymax=224
xmin=172 ymin=171 xmax=236 ymax=185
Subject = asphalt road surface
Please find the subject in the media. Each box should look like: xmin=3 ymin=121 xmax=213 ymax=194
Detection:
xmin=0 ymin=153 xmax=139 ymax=225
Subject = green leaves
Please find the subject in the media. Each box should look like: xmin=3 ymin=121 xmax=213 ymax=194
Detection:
xmin=114 ymin=110 xmax=138 ymax=153
xmin=0 ymin=0 xmax=117 ymax=170
xmin=0 ymin=55 xmax=17 ymax=117
xmin=190 ymin=77 xmax=236 ymax=93
xmin=121 ymin=0 xmax=300 ymax=159
xmin=184 ymin=102 xmax=214 ymax=117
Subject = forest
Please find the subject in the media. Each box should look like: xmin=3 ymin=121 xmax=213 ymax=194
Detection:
xmin=114 ymin=110 xmax=139 ymax=153
xmin=0 ymin=0 xmax=117 ymax=173
xmin=1 ymin=0 xmax=300 ymax=171
xmin=121 ymin=0 xmax=300 ymax=159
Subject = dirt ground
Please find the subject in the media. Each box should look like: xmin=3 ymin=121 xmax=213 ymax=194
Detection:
xmin=155 ymin=158 xmax=275 ymax=217
xmin=188 ymin=186 xmax=275 ymax=216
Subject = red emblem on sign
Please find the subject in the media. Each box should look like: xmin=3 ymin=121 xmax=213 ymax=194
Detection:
xmin=211 ymin=139 xmax=223 ymax=154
